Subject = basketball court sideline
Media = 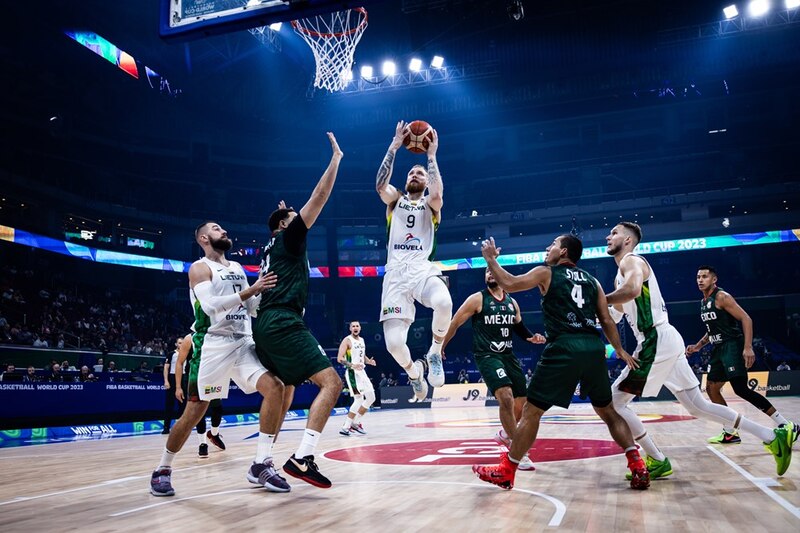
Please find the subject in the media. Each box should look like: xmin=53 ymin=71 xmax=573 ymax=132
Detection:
xmin=0 ymin=398 xmax=797 ymax=531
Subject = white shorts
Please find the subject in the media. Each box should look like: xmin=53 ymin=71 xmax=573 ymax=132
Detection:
xmin=345 ymin=369 xmax=374 ymax=397
xmin=196 ymin=334 xmax=267 ymax=401
xmin=379 ymin=261 xmax=443 ymax=322
xmin=613 ymin=324 xmax=699 ymax=398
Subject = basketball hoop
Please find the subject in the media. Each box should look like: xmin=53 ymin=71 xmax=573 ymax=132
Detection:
xmin=292 ymin=7 xmax=368 ymax=93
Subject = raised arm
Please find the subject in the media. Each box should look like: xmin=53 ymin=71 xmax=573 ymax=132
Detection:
xmin=481 ymin=237 xmax=550 ymax=294
xmin=605 ymin=255 xmax=645 ymax=305
xmin=442 ymin=292 xmax=482 ymax=350
xmin=716 ymin=291 xmax=755 ymax=368
xmin=426 ymin=129 xmax=442 ymax=213
xmin=298 ymin=132 xmax=343 ymax=229
xmin=595 ymin=282 xmax=639 ymax=370
xmin=375 ymin=121 xmax=405 ymax=206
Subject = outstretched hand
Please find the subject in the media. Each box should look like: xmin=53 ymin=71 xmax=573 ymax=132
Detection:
xmin=328 ymin=132 xmax=343 ymax=159
xmin=481 ymin=237 xmax=502 ymax=260
xmin=426 ymin=128 xmax=439 ymax=156
xmin=389 ymin=120 xmax=409 ymax=151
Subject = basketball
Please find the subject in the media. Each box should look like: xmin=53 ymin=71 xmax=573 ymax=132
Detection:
xmin=403 ymin=120 xmax=434 ymax=154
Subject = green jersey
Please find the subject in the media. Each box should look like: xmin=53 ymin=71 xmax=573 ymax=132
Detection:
xmin=700 ymin=287 xmax=742 ymax=345
xmin=258 ymin=215 xmax=309 ymax=315
xmin=471 ymin=289 xmax=516 ymax=356
xmin=542 ymin=263 xmax=600 ymax=340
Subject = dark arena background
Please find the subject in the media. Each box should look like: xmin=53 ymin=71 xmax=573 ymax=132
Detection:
xmin=1 ymin=1 xmax=799 ymax=530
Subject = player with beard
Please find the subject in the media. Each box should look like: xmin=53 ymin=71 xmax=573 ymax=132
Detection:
xmin=605 ymin=222 xmax=795 ymax=478
xmin=375 ymin=121 xmax=452 ymax=401
xmin=149 ymin=222 xmax=291 ymax=497
xmin=443 ymin=267 xmax=540 ymax=471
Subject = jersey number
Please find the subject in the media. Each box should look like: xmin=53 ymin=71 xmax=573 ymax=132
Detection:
xmin=500 ymin=327 xmax=509 ymax=337
xmin=406 ymin=214 xmax=415 ymax=228
xmin=571 ymin=284 xmax=585 ymax=309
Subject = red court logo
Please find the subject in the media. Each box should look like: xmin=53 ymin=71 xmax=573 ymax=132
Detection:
xmin=324 ymin=438 xmax=622 ymax=466
xmin=407 ymin=413 xmax=694 ymax=428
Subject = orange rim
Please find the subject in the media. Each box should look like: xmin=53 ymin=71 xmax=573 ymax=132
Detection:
xmin=291 ymin=7 xmax=367 ymax=38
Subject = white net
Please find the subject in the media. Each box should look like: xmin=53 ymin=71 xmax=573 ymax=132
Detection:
xmin=292 ymin=8 xmax=368 ymax=93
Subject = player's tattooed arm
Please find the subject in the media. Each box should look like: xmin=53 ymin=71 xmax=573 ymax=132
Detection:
xmin=426 ymin=129 xmax=443 ymax=212
xmin=377 ymin=122 xmax=405 ymax=205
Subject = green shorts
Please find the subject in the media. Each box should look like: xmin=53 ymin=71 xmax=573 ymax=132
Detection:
xmin=707 ymin=338 xmax=747 ymax=382
xmin=475 ymin=352 xmax=527 ymax=397
xmin=254 ymin=308 xmax=331 ymax=386
xmin=528 ymin=334 xmax=611 ymax=409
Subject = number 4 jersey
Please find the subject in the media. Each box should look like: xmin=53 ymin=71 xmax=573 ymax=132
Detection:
xmin=386 ymin=194 xmax=439 ymax=268
xmin=541 ymin=263 xmax=601 ymax=340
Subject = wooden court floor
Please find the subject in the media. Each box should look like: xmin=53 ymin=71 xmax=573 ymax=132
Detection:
xmin=0 ymin=397 xmax=798 ymax=532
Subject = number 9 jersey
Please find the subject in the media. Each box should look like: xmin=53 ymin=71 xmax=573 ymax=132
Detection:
xmin=385 ymin=195 xmax=439 ymax=268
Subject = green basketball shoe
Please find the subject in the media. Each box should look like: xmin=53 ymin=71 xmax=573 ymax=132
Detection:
xmin=764 ymin=425 xmax=792 ymax=476
xmin=708 ymin=430 xmax=741 ymax=444
xmin=626 ymin=456 xmax=673 ymax=480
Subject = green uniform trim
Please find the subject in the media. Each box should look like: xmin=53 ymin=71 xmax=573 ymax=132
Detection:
xmin=188 ymin=298 xmax=210 ymax=401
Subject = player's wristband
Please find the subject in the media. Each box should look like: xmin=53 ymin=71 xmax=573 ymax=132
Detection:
xmin=512 ymin=321 xmax=534 ymax=339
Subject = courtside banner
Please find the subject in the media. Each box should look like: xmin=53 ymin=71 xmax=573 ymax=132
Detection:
xmin=380 ymin=386 xmax=432 ymax=409
xmin=701 ymin=371 xmax=770 ymax=399
xmin=756 ymin=370 xmax=800 ymax=397
xmin=430 ymin=383 xmax=490 ymax=409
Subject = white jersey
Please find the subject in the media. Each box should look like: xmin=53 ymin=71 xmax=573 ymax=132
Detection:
xmin=190 ymin=257 xmax=252 ymax=337
xmin=346 ymin=335 xmax=366 ymax=367
xmin=614 ymin=253 xmax=669 ymax=342
xmin=386 ymin=195 xmax=439 ymax=269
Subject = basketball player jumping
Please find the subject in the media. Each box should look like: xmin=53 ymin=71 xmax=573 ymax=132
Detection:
xmin=337 ymin=321 xmax=377 ymax=436
xmin=375 ymin=120 xmax=451 ymax=401
xmin=473 ymin=234 xmax=650 ymax=490
xmin=686 ymin=266 xmax=794 ymax=444
xmin=605 ymin=222 xmax=795 ymax=478
xmin=253 ymin=132 xmax=343 ymax=489
xmin=150 ymin=223 xmax=289 ymax=497
xmin=174 ymin=332 xmax=226 ymax=458
xmin=442 ymin=267 xmax=539 ymax=471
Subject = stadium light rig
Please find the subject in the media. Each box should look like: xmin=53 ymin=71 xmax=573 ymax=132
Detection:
xmin=723 ymin=4 xmax=739 ymax=18
xmin=748 ymin=0 xmax=770 ymax=17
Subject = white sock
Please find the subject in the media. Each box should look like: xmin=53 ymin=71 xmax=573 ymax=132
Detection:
xmin=428 ymin=340 xmax=443 ymax=356
xmin=737 ymin=416 xmax=775 ymax=443
xmin=406 ymin=362 xmax=421 ymax=380
xmin=673 ymin=386 xmax=774 ymax=442
xmin=210 ymin=426 xmax=220 ymax=436
xmin=624 ymin=446 xmax=638 ymax=453
xmin=353 ymin=413 xmax=362 ymax=425
xmin=295 ymin=429 xmax=321 ymax=458
xmin=770 ymin=412 xmax=788 ymax=426
xmin=636 ymin=433 xmax=666 ymax=462
xmin=255 ymin=432 xmax=275 ymax=463
xmin=342 ymin=417 xmax=354 ymax=430
xmin=723 ymin=427 xmax=737 ymax=435
xmin=157 ymin=448 xmax=176 ymax=470
xmin=198 ymin=432 xmax=207 ymax=445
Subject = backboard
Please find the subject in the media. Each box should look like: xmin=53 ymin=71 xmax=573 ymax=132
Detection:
xmin=159 ymin=0 xmax=379 ymax=42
